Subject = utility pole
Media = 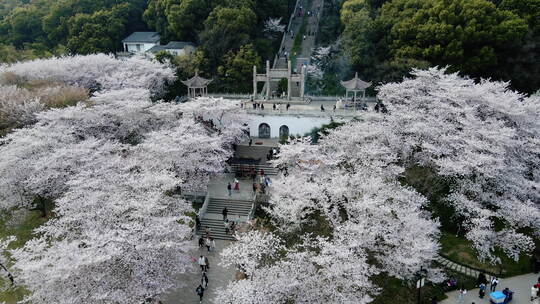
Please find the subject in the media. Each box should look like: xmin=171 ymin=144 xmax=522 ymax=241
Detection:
xmin=415 ymin=266 xmax=427 ymax=304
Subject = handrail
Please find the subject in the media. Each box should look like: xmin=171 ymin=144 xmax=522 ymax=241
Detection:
xmin=198 ymin=192 xmax=211 ymax=219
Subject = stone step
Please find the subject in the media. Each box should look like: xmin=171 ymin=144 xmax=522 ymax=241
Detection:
xmin=210 ymin=198 xmax=253 ymax=204
xmin=197 ymin=219 xmax=239 ymax=240
xmin=206 ymin=209 xmax=251 ymax=216
xmin=207 ymin=207 xmax=251 ymax=213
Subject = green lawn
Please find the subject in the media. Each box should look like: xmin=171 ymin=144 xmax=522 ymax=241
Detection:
xmin=0 ymin=209 xmax=47 ymax=303
xmin=439 ymin=232 xmax=533 ymax=277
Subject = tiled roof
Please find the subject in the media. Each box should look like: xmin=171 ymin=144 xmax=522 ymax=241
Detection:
xmin=122 ymin=32 xmax=161 ymax=43
xmin=341 ymin=72 xmax=371 ymax=91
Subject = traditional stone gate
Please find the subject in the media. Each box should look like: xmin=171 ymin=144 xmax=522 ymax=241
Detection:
xmin=253 ymin=60 xmax=306 ymax=101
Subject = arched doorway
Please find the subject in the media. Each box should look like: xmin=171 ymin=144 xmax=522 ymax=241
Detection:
xmin=279 ymin=125 xmax=289 ymax=140
xmin=258 ymin=123 xmax=271 ymax=138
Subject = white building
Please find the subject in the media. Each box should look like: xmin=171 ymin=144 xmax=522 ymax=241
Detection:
xmin=122 ymin=32 xmax=161 ymax=53
xmin=147 ymin=41 xmax=197 ymax=56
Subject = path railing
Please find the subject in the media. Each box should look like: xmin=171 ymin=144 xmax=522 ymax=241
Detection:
xmin=197 ymin=193 xmax=211 ymax=219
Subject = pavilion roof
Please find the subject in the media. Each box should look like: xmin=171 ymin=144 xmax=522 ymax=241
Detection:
xmin=181 ymin=71 xmax=212 ymax=88
xmin=341 ymin=72 xmax=371 ymax=91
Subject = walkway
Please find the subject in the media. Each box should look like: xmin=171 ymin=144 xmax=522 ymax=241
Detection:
xmin=162 ymin=239 xmax=236 ymax=304
xmin=436 ymin=255 xmax=497 ymax=281
xmin=196 ymin=173 xmax=255 ymax=240
xmin=276 ymin=0 xmax=324 ymax=72
xmin=440 ymin=273 xmax=539 ymax=304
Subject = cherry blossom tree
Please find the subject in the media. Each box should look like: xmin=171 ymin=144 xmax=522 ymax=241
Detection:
xmin=218 ymin=130 xmax=442 ymax=303
xmin=1 ymin=94 xmax=247 ymax=303
xmin=0 ymin=54 xmax=175 ymax=95
xmin=376 ymin=68 xmax=540 ymax=260
xmin=0 ymin=57 xmax=247 ymax=303
xmin=220 ymin=68 xmax=539 ymax=303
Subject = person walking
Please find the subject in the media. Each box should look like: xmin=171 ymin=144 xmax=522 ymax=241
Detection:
xmin=320 ymin=105 xmax=325 ymax=112
xmin=204 ymin=256 xmax=210 ymax=271
xmin=249 ymin=138 xmax=252 ymax=146
xmin=531 ymin=285 xmax=540 ymax=304
xmin=209 ymin=237 xmax=215 ymax=252
xmin=196 ymin=284 xmax=205 ymax=303
xmin=479 ymin=283 xmax=486 ymax=299
xmin=204 ymin=226 xmax=211 ymax=238
xmin=198 ymin=236 xmax=204 ymax=248
xmin=222 ymin=207 xmax=228 ymax=220
xmin=201 ymin=272 xmax=209 ymax=288
xmin=286 ymin=103 xmax=290 ymax=111
xmin=195 ymin=215 xmax=201 ymax=229
xmin=234 ymin=178 xmax=240 ymax=191
xmin=457 ymin=285 xmax=467 ymax=303
xmin=205 ymin=237 xmax=211 ymax=252
xmin=198 ymin=255 xmax=206 ymax=272
xmin=491 ymin=277 xmax=499 ymax=292
xmin=227 ymin=182 xmax=232 ymax=196
xmin=224 ymin=219 xmax=230 ymax=235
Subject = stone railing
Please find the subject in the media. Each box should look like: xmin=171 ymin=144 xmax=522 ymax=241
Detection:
xmin=197 ymin=193 xmax=211 ymax=219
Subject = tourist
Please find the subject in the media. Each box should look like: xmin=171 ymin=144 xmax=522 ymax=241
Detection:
xmin=252 ymin=102 xmax=256 ymax=110
xmin=321 ymin=105 xmax=325 ymax=112
xmin=205 ymin=237 xmax=211 ymax=252
xmin=273 ymin=103 xmax=276 ymax=110
xmin=249 ymin=138 xmax=252 ymax=146
xmin=204 ymin=226 xmax=211 ymax=238
xmin=260 ymin=169 xmax=265 ymax=176
xmin=202 ymin=272 xmax=209 ymax=288
xmin=303 ymin=35 xmax=306 ymax=40
xmin=252 ymin=182 xmax=257 ymax=193
xmin=286 ymin=103 xmax=290 ymax=111
xmin=198 ymin=255 xmax=206 ymax=272
xmin=224 ymin=219 xmax=230 ymax=234
xmin=198 ymin=236 xmax=204 ymax=248
xmin=222 ymin=207 xmax=228 ymax=220
xmin=209 ymin=238 xmax=215 ymax=252
xmin=195 ymin=284 xmax=205 ymax=303
xmin=457 ymin=285 xmax=466 ymax=303
xmin=261 ymin=103 xmax=265 ymax=110
xmin=195 ymin=215 xmax=201 ymax=231
xmin=227 ymin=182 xmax=232 ymax=196
xmin=250 ymin=167 xmax=256 ymax=181
xmin=333 ymin=105 xmax=336 ymax=112
xmin=204 ymin=256 xmax=210 ymax=271
xmin=479 ymin=282 xmax=486 ymax=298
xmin=502 ymin=287 xmax=512 ymax=304
xmin=234 ymin=178 xmax=240 ymax=191
xmin=531 ymin=285 xmax=539 ymax=304
xmin=491 ymin=277 xmax=499 ymax=292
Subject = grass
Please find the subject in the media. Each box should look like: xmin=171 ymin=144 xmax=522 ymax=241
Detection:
xmin=0 ymin=209 xmax=47 ymax=303
xmin=439 ymin=232 xmax=533 ymax=277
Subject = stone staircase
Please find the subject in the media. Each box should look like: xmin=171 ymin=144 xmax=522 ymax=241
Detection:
xmin=436 ymin=254 xmax=497 ymax=281
xmin=229 ymin=163 xmax=279 ymax=176
xmin=197 ymin=198 xmax=254 ymax=241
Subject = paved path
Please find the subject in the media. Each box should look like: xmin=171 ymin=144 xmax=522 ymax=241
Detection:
xmin=161 ymin=239 xmax=235 ymax=304
xmin=441 ymin=273 xmax=539 ymax=304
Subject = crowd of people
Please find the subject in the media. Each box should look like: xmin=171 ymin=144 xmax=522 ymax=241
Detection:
xmin=194 ymin=227 xmax=216 ymax=303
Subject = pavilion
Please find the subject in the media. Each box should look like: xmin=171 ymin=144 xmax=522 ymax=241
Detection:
xmin=182 ymin=71 xmax=212 ymax=98
xmin=341 ymin=72 xmax=371 ymax=108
